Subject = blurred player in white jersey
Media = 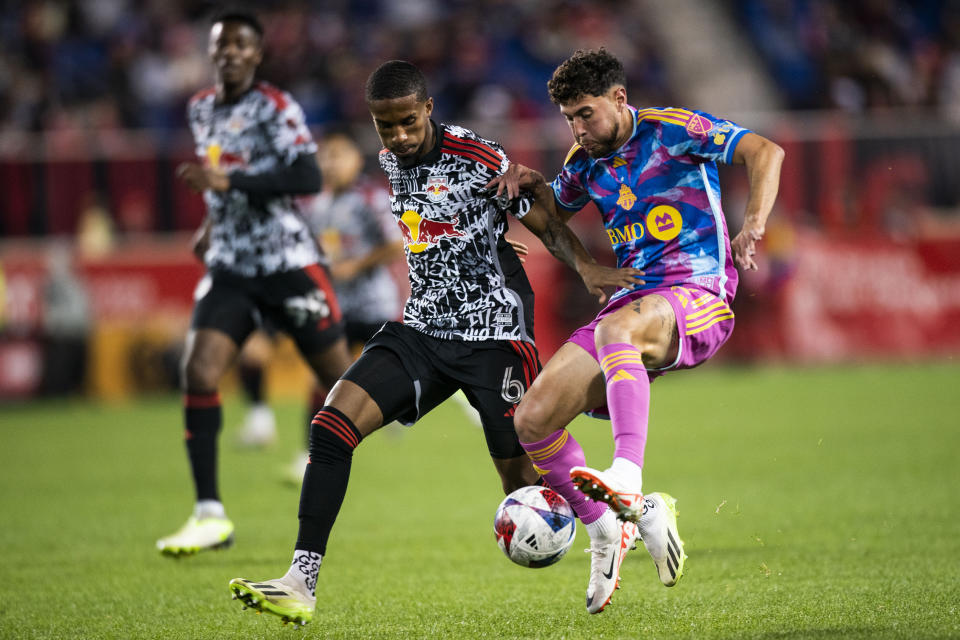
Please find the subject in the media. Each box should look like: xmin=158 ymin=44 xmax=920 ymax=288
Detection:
xmin=156 ymin=10 xmax=353 ymax=557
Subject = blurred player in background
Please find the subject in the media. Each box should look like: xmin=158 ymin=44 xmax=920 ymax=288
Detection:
xmin=227 ymin=60 xmax=638 ymax=626
xmin=156 ymin=10 xmax=353 ymax=557
xmin=189 ymin=222 xmax=281 ymax=451
xmin=281 ymin=129 xmax=405 ymax=477
xmin=490 ymin=48 xmax=784 ymax=613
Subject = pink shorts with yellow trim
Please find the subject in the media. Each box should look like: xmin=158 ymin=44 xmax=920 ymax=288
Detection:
xmin=567 ymin=285 xmax=735 ymax=417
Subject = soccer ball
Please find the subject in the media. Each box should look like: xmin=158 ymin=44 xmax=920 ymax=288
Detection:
xmin=493 ymin=485 xmax=576 ymax=568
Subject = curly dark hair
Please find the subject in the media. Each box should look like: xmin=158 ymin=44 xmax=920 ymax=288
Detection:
xmin=547 ymin=48 xmax=626 ymax=105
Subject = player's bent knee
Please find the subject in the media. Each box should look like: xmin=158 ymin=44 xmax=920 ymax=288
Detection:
xmin=513 ymin=395 xmax=553 ymax=443
xmin=594 ymin=314 xmax=641 ymax=348
xmin=181 ymin=356 xmax=221 ymax=393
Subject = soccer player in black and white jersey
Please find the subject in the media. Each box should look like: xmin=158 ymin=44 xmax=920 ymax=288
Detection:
xmin=156 ymin=11 xmax=354 ymax=556
xmin=228 ymin=61 xmax=640 ymax=626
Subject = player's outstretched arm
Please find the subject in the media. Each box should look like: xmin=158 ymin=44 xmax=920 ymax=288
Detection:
xmin=502 ymin=163 xmax=644 ymax=303
xmin=730 ymin=132 xmax=785 ymax=271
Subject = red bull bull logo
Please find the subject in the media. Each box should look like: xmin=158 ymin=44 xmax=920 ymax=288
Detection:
xmin=425 ymin=176 xmax=450 ymax=203
xmin=398 ymin=210 xmax=465 ymax=253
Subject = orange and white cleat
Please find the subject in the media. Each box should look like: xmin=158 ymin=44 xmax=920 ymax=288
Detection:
xmin=570 ymin=466 xmax=645 ymax=521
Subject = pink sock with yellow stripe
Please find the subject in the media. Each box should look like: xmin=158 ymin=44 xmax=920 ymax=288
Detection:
xmin=520 ymin=429 xmax=608 ymax=524
xmin=598 ymin=342 xmax=650 ymax=468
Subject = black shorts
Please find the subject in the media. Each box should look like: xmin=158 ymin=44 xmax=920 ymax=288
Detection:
xmin=341 ymin=321 xmax=541 ymax=459
xmin=191 ymin=265 xmax=345 ymax=354
xmin=344 ymin=320 xmax=387 ymax=346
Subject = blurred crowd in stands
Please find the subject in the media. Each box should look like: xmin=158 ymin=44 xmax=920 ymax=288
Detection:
xmin=0 ymin=0 xmax=672 ymax=134
xmin=737 ymin=0 xmax=960 ymax=117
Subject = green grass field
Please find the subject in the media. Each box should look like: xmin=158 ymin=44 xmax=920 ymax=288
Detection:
xmin=1 ymin=362 xmax=958 ymax=639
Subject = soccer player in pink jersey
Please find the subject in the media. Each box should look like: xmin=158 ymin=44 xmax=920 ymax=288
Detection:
xmin=489 ymin=48 xmax=784 ymax=613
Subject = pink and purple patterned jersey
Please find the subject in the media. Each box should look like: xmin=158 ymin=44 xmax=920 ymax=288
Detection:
xmin=551 ymin=106 xmax=749 ymax=302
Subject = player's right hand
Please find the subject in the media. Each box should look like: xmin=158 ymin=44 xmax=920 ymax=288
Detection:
xmin=176 ymin=162 xmax=230 ymax=193
xmin=485 ymin=163 xmax=545 ymax=200
xmin=579 ymin=263 xmax=645 ymax=304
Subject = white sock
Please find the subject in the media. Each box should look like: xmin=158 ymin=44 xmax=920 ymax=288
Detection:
xmin=284 ymin=550 xmax=322 ymax=598
xmin=610 ymin=457 xmax=643 ymax=492
xmin=194 ymin=500 xmax=225 ymax=520
xmin=584 ymin=509 xmax=617 ymax=542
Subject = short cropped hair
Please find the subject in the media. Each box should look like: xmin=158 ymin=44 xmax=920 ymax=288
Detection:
xmin=547 ymin=48 xmax=626 ymax=105
xmin=365 ymin=60 xmax=428 ymax=103
xmin=212 ymin=8 xmax=264 ymax=39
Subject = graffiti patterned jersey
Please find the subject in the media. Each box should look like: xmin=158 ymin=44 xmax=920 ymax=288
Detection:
xmin=188 ymin=82 xmax=320 ymax=277
xmin=304 ymin=182 xmax=400 ymax=324
xmin=379 ymin=122 xmax=534 ymax=342
xmin=552 ymin=106 xmax=749 ymax=302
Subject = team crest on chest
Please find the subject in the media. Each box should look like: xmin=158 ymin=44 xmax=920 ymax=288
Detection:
xmin=425 ymin=176 xmax=451 ymax=202
xmin=227 ymin=114 xmax=249 ymax=133
xmin=617 ymin=183 xmax=637 ymax=210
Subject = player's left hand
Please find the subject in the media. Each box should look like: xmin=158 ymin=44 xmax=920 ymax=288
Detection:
xmin=579 ymin=263 xmax=645 ymax=304
xmin=176 ymin=163 xmax=230 ymax=193
xmin=485 ymin=163 xmax=544 ymax=200
xmin=731 ymin=226 xmax=764 ymax=271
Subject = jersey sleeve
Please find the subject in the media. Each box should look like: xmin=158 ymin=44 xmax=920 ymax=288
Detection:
xmin=262 ymin=91 xmax=318 ymax=165
xmin=550 ymin=144 xmax=591 ymax=213
xmin=653 ymin=109 xmax=749 ymax=165
xmin=185 ymin=99 xmax=206 ymax=159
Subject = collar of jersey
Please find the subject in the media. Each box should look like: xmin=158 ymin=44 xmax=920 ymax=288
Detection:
xmin=214 ymin=83 xmax=257 ymax=106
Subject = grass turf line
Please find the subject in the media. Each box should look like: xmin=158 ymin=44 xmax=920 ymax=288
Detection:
xmin=0 ymin=362 xmax=958 ymax=639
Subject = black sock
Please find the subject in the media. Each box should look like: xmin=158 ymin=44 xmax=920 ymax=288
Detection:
xmin=238 ymin=363 xmax=265 ymax=404
xmin=295 ymin=406 xmax=362 ymax=554
xmin=184 ymin=392 xmax=222 ymax=502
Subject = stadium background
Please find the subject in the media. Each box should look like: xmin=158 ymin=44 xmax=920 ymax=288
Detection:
xmin=2 ymin=0 xmax=960 ymax=399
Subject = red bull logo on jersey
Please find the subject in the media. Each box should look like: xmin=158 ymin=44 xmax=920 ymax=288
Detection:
xmin=398 ymin=209 xmax=465 ymax=253
xmin=425 ymin=176 xmax=451 ymax=203
xmin=204 ymin=144 xmax=246 ymax=169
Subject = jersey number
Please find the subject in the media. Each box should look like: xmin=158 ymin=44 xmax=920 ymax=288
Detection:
xmin=500 ymin=366 xmax=525 ymax=404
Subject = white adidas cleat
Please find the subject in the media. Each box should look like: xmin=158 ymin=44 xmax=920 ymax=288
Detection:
xmin=229 ymin=577 xmax=315 ymax=626
xmin=570 ymin=465 xmax=645 ymax=521
xmin=237 ymin=404 xmax=277 ymax=448
xmin=638 ymin=492 xmax=686 ymax=586
xmin=585 ymin=519 xmax=640 ymax=614
xmin=157 ymin=515 xmax=234 ymax=557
